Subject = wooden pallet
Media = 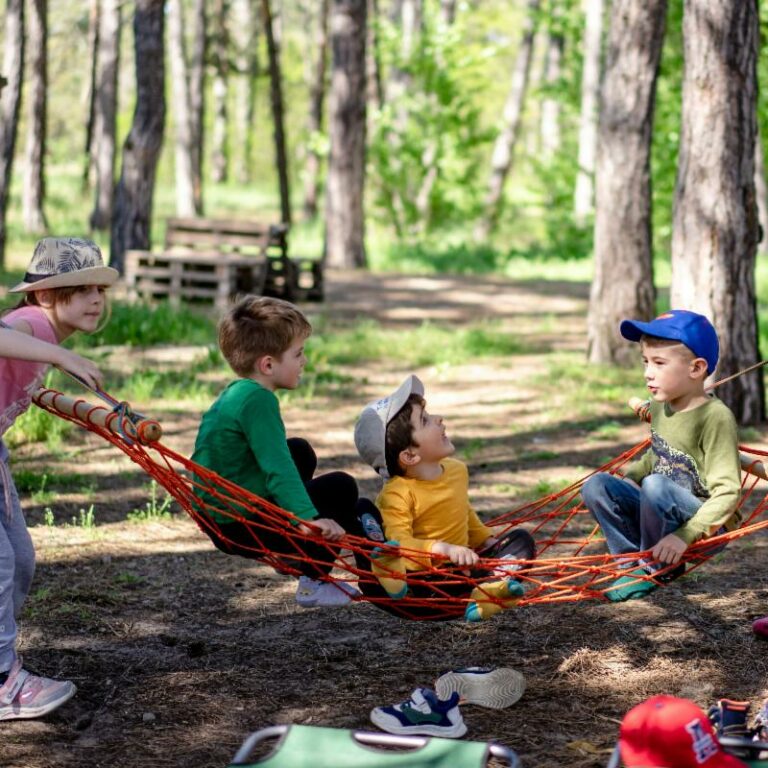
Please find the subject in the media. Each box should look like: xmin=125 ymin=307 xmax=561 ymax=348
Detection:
xmin=125 ymin=250 xmax=268 ymax=311
xmin=124 ymin=217 xmax=324 ymax=306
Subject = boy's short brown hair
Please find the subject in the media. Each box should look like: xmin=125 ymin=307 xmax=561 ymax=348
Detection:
xmin=218 ymin=295 xmax=311 ymax=377
xmin=384 ymin=393 xmax=425 ymax=478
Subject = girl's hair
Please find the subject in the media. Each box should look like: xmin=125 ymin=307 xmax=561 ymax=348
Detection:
xmin=2 ymin=285 xmax=112 ymax=331
xmin=384 ymin=393 xmax=426 ymax=478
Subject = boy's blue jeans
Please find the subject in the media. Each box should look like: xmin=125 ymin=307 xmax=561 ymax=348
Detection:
xmin=581 ymin=472 xmax=702 ymax=564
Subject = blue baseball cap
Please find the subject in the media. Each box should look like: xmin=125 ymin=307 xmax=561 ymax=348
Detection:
xmin=620 ymin=310 xmax=719 ymax=374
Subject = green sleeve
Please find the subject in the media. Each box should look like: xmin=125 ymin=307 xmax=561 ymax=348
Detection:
xmin=675 ymin=407 xmax=741 ymax=544
xmin=622 ymin=448 xmax=654 ymax=484
xmin=240 ymin=388 xmax=318 ymax=521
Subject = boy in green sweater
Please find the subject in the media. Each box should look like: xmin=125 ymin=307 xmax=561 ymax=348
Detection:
xmin=581 ymin=310 xmax=741 ymax=602
xmin=192 ymin=296 xmax=362 ymax=608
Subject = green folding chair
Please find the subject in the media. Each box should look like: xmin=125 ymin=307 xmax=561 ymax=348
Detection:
xmin=229 ymin=724 xmax=520 ymax=767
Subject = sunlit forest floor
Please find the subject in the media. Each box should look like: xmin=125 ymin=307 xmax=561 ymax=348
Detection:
xmin=5 ymin=270 xmax=768 ymax=768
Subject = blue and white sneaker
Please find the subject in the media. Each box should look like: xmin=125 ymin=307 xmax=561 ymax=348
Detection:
xmin=435 ymin=666 xmax=525 ymax=709
xmin=370 ymin=687 xmax=467 ymax=738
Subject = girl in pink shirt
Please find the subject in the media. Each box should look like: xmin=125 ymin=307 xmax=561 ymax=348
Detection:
xmin=0 ymin=237 xmax=116 ymax=721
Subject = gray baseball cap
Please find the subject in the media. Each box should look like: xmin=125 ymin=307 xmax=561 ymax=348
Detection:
xmin=354 ymin=374 xmax=424 ymax=477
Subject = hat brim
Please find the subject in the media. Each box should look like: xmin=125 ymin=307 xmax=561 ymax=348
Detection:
xmin=619 ymin=318 xmax=675 ymax=343
xmin=10 ymin=266 xmax=119 ymax=293
xmin=385 ymin=374 xmax=425 ymax=423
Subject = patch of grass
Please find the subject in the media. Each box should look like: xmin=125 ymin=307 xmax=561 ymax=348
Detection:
xmin=459 ymin=437 xmax=484 ymax=461
xmin=310 ymin=319 xmax=536 ymax=368
xmin=128 ymin=481 xmax=175 ymax=521
xmin=14 ymin=469 xmax=97 ymax=497
xmin=75 ymin=300 xmax=216 ymax=349
xmin=587 ymin=421 xmax=623 ymax=441
xmin=519 ymin=449 xmax=559 ymax=462
xmin=6 ymin=400 xmax=73 ymax=450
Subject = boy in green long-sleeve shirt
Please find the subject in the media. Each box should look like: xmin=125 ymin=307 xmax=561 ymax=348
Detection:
xmin=581 ymin=310 xmax=741 ymax=602
xmin=192 ymin=296 xmax=363 ymax=608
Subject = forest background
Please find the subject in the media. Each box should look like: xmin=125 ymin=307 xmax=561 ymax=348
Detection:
xmin=0 ymin=0 xmax=768 ymax=402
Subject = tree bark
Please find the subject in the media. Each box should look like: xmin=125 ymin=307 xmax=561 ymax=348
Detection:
xmin=261 ymin=0 xmax=292 ymax=225
xmin=110 ymin=0 xmax=166 ymax=273
xmin=474 ymin=0 xmax=539 ymax=241
xmin=89 ymin=0 xmax=121 ymax=230
xmin=189 ymin=0 xmax=206 ymax=209
xmin=167 ymin=0 xmax=197 ymax=217
xmin=210 ymin=0 xmax=230 ymax=184
xmin=22 ymin=0 xmax=48 ymax=234
xmin=81 ymin=0 xmax=99 ymax=192
xmin=232 ymin=0 xmax=259 ymax=184
xmin=366 ymin=0 xmax=384 ymax=111
xmin=573 ymin=0 xmax=604 ymax=224
xmin=439 ymin=0 xmax=456 ymax=25
xmin=325 ymin=0 xmax=367 ymax=268
xmin=587 ymin=0 xmax=667 ymax=366
xmin=0 ymin=0 xmax=24 ymax=268
xmin=540 ymin=20 xmax=563 ymax=159
xmin=303 ymin=0 xmax=329 ymax=220
xmin=755 ymin=125 xmax=768 ymax=255
xmin=671 ymin=0 xmax=763 ymax=423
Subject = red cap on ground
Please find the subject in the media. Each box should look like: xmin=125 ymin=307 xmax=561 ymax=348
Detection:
xmin=619 ymin=695 xmax=748 ymax=768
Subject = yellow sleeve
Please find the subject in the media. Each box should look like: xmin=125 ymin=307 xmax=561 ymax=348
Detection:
xmin=467 ymin=506 xmax=493 ymax=549
xmin=377 ymin=483 xmax=435 ymax=570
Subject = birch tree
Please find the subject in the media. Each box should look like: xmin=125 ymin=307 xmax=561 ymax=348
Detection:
xmin=89 ymin=0 xmax=121 ymax=230
xmin=573 ymin=0 xmax=604 ymax=224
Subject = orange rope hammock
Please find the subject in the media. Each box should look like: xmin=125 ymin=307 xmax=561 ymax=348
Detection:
xmin=32 ymin=387 xmax=768 ymax=622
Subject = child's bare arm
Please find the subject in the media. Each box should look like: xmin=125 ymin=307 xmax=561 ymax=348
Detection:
xmin=0 ymin=324 xmax=103 ymax=389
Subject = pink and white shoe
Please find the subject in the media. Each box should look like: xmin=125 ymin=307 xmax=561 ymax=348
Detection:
xmin=754 ymin=615 xmax=768 ymax=639
xmin=0 ymin=657 xmax=76 ymax=720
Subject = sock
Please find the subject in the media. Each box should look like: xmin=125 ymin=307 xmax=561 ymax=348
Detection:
xmin=370 ymin=541 xmax=408 ymax=598
xmin=465 ymin=579 xmax=524 ymax=622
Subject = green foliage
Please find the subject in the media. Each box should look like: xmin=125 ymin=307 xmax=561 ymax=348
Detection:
xmin=368 ymin=5 xmax=493 ymax=238
xmin=75 ymin=301 xmax=216 ymax=349
xmin=5 ymin=372 xmax=73 ymax=450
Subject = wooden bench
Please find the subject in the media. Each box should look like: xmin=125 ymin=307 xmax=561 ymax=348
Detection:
xmin=125 ymin=217 xmax=324 ymax=308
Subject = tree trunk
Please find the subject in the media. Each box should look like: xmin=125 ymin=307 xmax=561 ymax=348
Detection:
xmin=189 ymin=0 xmax=206 ymax=210
xmin=439 ymin=0 xmax=456 ymax=25
xmin=303 ymin=0 xmax=329 ymax=220
xmin=167 ymin=0 xmax=197 ymax=217
xmin=671 ymin=0 xmax=763 ymax=423
xmin=89 ymin=0 xmax=121 ymax=231
xmin=755 ymin=125 xmax=768 ymax=255
xmin=232 ymin=0 xmax=259 ymax=184
xmin=110 ymin=0 xmax=166 ymax=274
xmin=540 ymin=20 xmax=563 ymax=158
xmin=0 ymin=0 xmax=24 ymax=268
xmin=474 ymin=0 xmax=539 ymax=241
xmin=366 ymin=0 xmax=384 ymax=111
xmin=22 ymin=0 xmax=48 ymax=234
xmin=210 ymin=0 xmax=230 ymax=184
xmin=573 ymin=0 xmax=604 ymax=224
xmin=81 ymin=0 xmax=99 ymax=192
xmin=587 ymin=0 xmax=667 ymax=366
xmin=261 ymin=0 xmax=291 ymax=225
xmin=325 ymin=0 xmax=367 ymax=268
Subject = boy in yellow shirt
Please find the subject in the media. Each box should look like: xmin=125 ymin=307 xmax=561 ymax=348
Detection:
xmin=354 ymin=375 xmax=535 ymax=621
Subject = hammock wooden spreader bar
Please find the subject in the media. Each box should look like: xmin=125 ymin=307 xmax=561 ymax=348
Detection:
xmin=34 ymin=388 xmax=162 ymax=445
xmin=30 ymin=386 xmax=768 ymax=622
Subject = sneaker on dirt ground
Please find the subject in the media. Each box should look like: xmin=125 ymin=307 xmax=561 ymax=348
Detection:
xmin=435 ymin=666 xmax=526 ymax=709
xmin=370 ymin=687 xmax=467 ymax=738
xmin=0 ymin=657 xmax=76 ymax=721
xmin=295 ymin=575 xmax=359 ymax=608
xmin=753 ymin=615 xmax=768 ymax=639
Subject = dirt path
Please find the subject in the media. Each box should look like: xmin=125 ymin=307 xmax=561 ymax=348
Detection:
xmin=6 ymin=271 xmax=768 ymax=768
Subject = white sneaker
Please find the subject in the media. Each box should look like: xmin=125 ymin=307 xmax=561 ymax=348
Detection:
xmin=295 ymin=575 xmax=359 ymax=608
